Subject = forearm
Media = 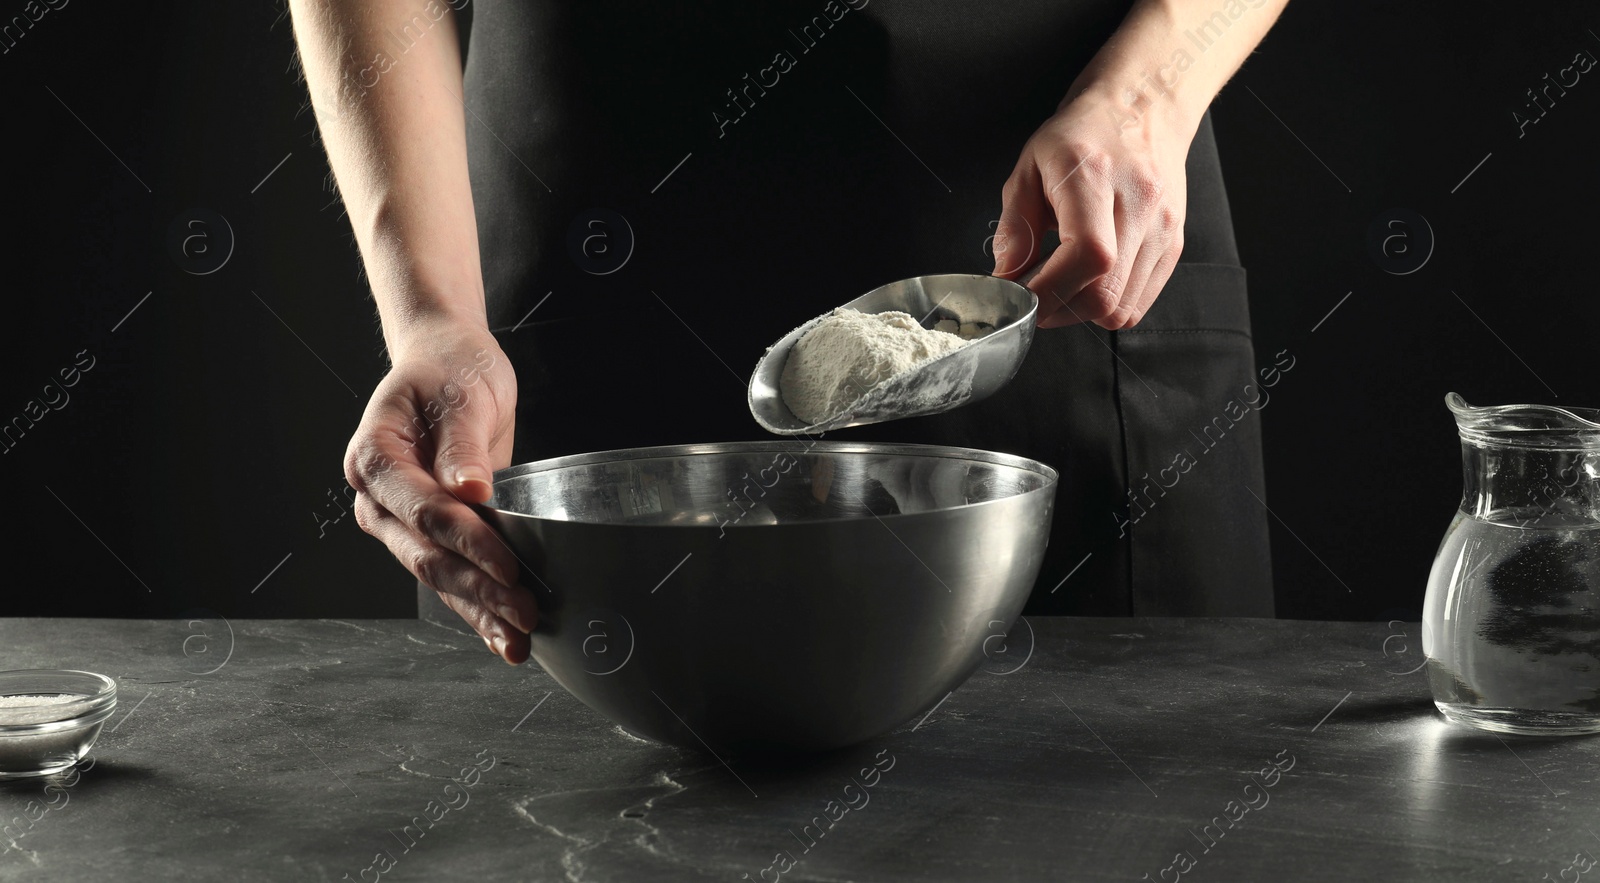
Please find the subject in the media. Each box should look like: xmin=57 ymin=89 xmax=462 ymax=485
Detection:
xmin=288 ymin=0 xmax=485 ymax=360
xmin=1066 ymin=0 xmax=1290 ymax=138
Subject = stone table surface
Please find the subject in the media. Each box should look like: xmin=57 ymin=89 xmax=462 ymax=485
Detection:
xmin=0 ymin=616 xmax=1596 ymax=882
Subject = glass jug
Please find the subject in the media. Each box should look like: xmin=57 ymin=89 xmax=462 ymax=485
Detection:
xmin=1423 ymin=392 xmax=1600 ymax=735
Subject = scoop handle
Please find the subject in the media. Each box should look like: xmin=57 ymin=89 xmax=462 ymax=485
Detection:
xmin=1005 ymin=238 xmax=1057 ymax=290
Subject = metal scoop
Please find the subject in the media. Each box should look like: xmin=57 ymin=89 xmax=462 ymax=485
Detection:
xmin=748 ymin=267 xmax=1042 ymax=435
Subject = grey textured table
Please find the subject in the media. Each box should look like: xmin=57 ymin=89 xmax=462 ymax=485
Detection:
xmin=1 ymin=616 xmax=1597 ymax=882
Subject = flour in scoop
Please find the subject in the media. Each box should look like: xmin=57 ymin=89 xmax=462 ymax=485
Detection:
xmin=779 ymin=308 xmax=970 ymax=425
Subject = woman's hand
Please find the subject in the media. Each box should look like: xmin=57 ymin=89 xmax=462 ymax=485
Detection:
xmin=343 ymin=318 xmax=534 ymax=664
xmin=993 ymin=84 xmax=1196 ymax=331
xmin=990 ymin=0 xmax=1292 ymax=329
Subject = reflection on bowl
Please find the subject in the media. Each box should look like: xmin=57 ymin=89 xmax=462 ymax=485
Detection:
xmin=0 ymin=670 xmax=117 ymax=778
xmin=481 ymin=441 xmax=1057 ymax=754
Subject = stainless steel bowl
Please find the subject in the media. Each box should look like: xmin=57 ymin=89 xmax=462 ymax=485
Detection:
xmin=481 ymin=441 xmax=1057 ymax=754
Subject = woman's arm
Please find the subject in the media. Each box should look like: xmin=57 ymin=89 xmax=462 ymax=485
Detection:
xmin=1076 ymin=0 xmax=1290 ymax=137
xmin=289 ymin=0 xmax=486 ymax=353
xmin=995 ymin=0 xmax=1291 ymax=329
xmin=290 ymin=0 xmax=536 ymax=664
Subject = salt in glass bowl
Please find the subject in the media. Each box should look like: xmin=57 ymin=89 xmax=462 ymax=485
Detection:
xmin=0 ymin=670 xmax=117 ymax=778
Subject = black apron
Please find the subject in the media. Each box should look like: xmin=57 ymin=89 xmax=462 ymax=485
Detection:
xmin=431 ymin=0 xmax=1275 ymax=618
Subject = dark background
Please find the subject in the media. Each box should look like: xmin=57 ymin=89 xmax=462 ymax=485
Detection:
xmin=2 ymin=2 xmax=1595 ymax=622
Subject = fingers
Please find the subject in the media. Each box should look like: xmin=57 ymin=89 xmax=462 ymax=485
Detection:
xmin=1033 ymin=151 xmax=1181 ymax=330
xmin=431 ymin=394 xmax=497 ymax=505
xmin=1099 ymin=196 xmax=1177 ymax=330
xmin=1103 ymin=238 xmax=1161 ymax=331
xmin=993 ymin=167 xmax=1046 ymax=279
xmin=1031 ymin=154 xmax=1118 ymax=327
xmin=1112 ymin=222 xmax=1183 ymax=330
xmin=440 ymin=592 xmax=531 ymax=665
xmin=347 ymin=430 xmax=523 ymax=604
xmin=354 ymin=492 xmax=535 ymax=663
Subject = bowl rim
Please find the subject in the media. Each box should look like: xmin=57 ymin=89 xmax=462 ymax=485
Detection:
xmin=0 ymin=670 xmax=118 ymax=732
xmin=0 ymin=670 xmax=117 ymax=704
xmin=484 ymin=440 xmax=1059 ymax=526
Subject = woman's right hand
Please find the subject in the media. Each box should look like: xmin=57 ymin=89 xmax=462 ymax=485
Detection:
xmin=343 ymin=318 xmax=535 ymax=664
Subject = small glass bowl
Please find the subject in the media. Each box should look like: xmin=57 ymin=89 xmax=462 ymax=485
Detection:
xmin=0 ymin=670 xmax=117 ymax=779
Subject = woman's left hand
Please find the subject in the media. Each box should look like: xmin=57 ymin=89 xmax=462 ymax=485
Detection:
xmin=992 ymin=84 xmax=1197 ymax=331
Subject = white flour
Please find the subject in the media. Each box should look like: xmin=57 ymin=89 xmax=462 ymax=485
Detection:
xmin=779 ymin=308 xmax=969 ymax=425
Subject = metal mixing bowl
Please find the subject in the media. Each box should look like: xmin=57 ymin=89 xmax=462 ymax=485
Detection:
xmin=480 ymin=441 xmax=1057 ymax=754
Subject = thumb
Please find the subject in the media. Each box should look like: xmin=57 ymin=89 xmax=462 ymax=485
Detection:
xmin=992 ymin=175 xmax=1043 ymax=278
xmin=432 ymin=408 xmax=497 ymax=505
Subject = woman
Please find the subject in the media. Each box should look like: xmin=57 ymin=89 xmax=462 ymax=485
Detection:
xmin=289 ymin=0 xmax=1287 ymax=664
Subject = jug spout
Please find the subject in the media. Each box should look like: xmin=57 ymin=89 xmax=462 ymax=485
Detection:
xmin=1447 ymin=392 xmax=1600 ymax=450
xmin=1445 ymin=393 xmax=1600 ymax=527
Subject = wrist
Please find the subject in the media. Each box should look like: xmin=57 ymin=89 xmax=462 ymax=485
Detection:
xmin=381 ymin=297 xmax=492 ymax=364
xmin=359 ymin=200 xmax=490 ymax=362
xmin=1061 ymin=3 xmax=1211 ymax=141
xmin=1069 ymin=75 xmax=1202 ymax=145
